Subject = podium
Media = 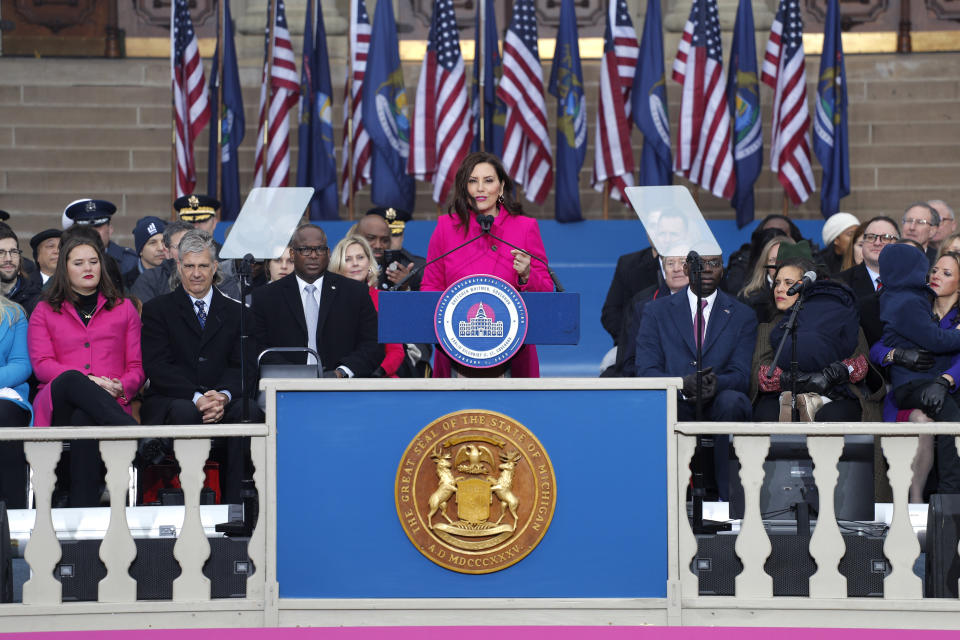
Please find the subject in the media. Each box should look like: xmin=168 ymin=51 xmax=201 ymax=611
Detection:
xmin=377 ymin=290 xmax=581 ymax=367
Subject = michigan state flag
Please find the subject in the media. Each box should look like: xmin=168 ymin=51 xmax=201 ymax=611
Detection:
xmin=727 ymin=0 xmax=762 ymax=228
xmin=471 ymin=0 xmax=505 ymax=156
xmin=297 ymin=0 xmax=339 ymax=219
xmin=361 ymin=0 xmax=415 ymax=212
xmin=632 ymin=0 xmax=671 ymax=186
xmin=206 ymin=0 xmax=245 ymax=221
xmin=814 ymin=0 xmax=849 ymax=218
xmin=547 ymin=0 xmax=585 ymax=222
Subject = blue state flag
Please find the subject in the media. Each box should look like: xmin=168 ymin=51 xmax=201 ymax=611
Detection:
xmin=632 ymin=0 xmax=671 ymax=186
xmin=207 ymin=0 xmax=245 ymax=221
xmin=297 ymin=0 xmax=339 ymax=219
xmin=727 ymin=0 xmax=762 ymax=228
xmin=471 ymin=0 xmax=504 ymax=156
xmin=361 ymin=0 xmax=415 ymax=212
xmin=547 ymin=0 xmax=585 ymax=222
xmin=814 ymin=0 xmax=850 ymax=218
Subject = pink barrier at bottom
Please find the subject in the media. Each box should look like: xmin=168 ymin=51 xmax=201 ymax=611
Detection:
xmin=0 ymin=628 xmax=957 ymax=640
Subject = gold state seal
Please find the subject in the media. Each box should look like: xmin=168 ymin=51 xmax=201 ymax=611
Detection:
xmin=395 ymin=410 xmax=557 ymax=574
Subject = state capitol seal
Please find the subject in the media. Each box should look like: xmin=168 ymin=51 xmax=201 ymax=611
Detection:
xmin=395 ymin=410 xmax=557 ymax=574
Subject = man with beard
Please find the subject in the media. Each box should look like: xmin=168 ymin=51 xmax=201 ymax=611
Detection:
xmin=0 ymin=225 xmax=41 ymax=314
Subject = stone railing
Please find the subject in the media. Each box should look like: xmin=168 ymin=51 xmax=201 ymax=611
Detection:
xmin=0 ymin=423 xmax=270 ymax=631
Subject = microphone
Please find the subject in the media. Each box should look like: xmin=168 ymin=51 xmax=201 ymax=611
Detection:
xmin=685 ymin=250 xmax=701 ymax=264
xmin=476 ymin=213 xmax=495 ymax=232
xmin=786 ymin=270 xmax=817 ymax=296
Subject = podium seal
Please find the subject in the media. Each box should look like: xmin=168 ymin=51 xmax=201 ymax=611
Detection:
xmin=434 ymin=275 xmax=528 ymax=369
xmin=395 ymin=410 xmax=557 ymax=574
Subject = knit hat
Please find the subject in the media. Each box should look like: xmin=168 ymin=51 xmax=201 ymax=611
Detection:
xmin=133 ymin=216 xmax=167 ymax=256
xmin=821 ymin=212 xmax=860 ymax=248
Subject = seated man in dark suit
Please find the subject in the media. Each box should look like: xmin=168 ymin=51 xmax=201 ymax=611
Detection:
xmin=635 ymin=253 xmax=758 ymax=498
xmin=140 ymin=229 xmax=260 ymax=502
xmin=837 ymin=215 xmax=900 ymax=345
xmin=252 ymin=224 xmax=383 ymax=378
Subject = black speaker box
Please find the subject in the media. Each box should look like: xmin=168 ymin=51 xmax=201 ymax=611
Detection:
xmin=56 ymin=536 xmax=252 ymax=602
xmin=0 ymin=502 xmax=12 ymax=603
xmin=693 ymin=526 xmax=889 ymax=597
xmin=925 ymin=493 xmax=960 ymax=598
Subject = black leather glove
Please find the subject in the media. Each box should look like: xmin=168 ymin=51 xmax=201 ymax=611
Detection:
xmin=681 ymin=367 xmax=713 ymax=399
xmin=892 ymin=348 xmax=935 ymax=371
xmin=920 ymin=377 xmax=952 ymax=415
xmin=799 ymin=361 xmax=850 ymax=395
xmin=699 ymin=372 xmax=718 ymax=403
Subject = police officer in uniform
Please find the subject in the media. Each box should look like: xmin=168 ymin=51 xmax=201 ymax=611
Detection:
xmin=173 ymin=194 xmax=241 ymax=298
xmin=62 ymin=199 xmax=139 ymax=276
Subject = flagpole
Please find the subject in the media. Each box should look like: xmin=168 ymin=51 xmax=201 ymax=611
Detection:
xmin=346 ymin=3 xmax=355 ymax=220
xmin=781 ymin=192 xmax=789 ymax=215
xmin=215 ymin=0 xmax=225 ymax=203
xmin=602 ymin=180 xmax=610 ymax=220
xmin=264 ymin=0 xmax=278 ymax=180
xmin=170 ymin=115 xmax=178 ymax=220
xmin=478 ymin=0 xmax=486 ymax=151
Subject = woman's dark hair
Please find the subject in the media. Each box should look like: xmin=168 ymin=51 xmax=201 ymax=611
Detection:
xmin=933 ymin=251 xmax=960 ymax=327
xmin=44 ymin=234 xmax=122 ymax=313
xmin=770 ymin=256 xmax=818 ymax=306
xmin=448 ymin=152 xmax=525 ymax=233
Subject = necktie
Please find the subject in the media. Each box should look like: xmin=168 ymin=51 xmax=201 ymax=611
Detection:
xmin=194 ymin=299 xmax=207 ymax=329
xmin=876 ymin=277 xmax=883 ymax=291
xmin=695 ymin=299 xmax=707 ymax=349
xmin=304 ymin=284 xmax=319 ymax=362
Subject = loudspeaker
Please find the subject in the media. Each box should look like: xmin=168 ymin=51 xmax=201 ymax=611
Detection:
xmin=925 ymin=493 xmax=960 ymax=598
xmin=693 ymin=526 xmax=889 ymax=596
xmin=0 ymin=502 xmax=11 ymax=603
xmin=56 ymin=537 xmax=251 ymax=601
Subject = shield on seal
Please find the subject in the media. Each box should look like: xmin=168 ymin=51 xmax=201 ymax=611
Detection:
xmin=456 ymin=478 xmax=492 ymax=523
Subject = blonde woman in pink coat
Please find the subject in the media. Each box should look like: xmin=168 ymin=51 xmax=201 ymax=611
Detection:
xmin=28 ymin=232 xmax=144 ymax=506
xmin=422 ymin=152 xmax=553 ymax=378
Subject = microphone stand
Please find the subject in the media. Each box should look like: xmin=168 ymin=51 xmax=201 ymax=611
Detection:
xmin=767 ymin=286 xmax=806 ymax=422
xmin=687 ymin=253 xmax=708 ymax=533
xmin=237 ymin=254 xmax=254 ymax=423
xmin=688 ymin=255 xmax=705 ymax=421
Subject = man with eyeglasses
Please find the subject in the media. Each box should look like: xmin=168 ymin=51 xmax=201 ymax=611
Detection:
xmin=252 ymin=224 xmax=383 ymax=379
xmin=0 ymin=225 xmax=41 ymax=314
xmin=901 ymin=202 xmax=940 ymax=263
xmin=635 ymin=250 xmax=757 ymax=500
xmin=838 ymin=215 xmax=901 ymax=344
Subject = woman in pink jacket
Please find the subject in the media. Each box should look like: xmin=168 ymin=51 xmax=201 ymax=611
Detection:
xmin=422 ymin=152 xmax=554 ymax=377
xmin=28 ymin=232 xmax=144 ymax=506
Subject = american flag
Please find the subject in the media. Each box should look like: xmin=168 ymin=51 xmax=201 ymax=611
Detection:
xmin=341 ymin=0 xmax=372 ymax=204
xmin=171 ymin=0 xmax=210 ymax=198
xmin=497 ymin=0 xmax=553 ymax=205
xmin=763 ymin=0 xmax=814 ymax=205
xmin=408 ymin=0 xmax=473 ymax=204
xmin=672 ymin=0 xmax=735 ymax=200
xmin=253 ymin=0 xmax=300 ymax=188
xmin=592 ymin=0 xmax=638 ymax=203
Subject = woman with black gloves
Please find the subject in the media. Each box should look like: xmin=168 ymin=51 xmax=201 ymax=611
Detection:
xmin=878 ymin=243 xmax=960 ymax=492
xmin=750 ymin=256 xmax=883 ymax=422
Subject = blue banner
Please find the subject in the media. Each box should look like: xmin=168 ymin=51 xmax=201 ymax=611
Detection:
xmin=361 ymin=0 xmax=416 ymax=212
xmin=206 ymin=0 xmax=245 ymax=221
xmin=814 ymin=0 xmax=850 ymax=218
xmin=547 ymin=0 xmax=585 ymax=222
xmin=296 ymin=0 xmax=339 ymax=220
xmin=632 ymin=0 xmax=671 ymax=187
xmin=727 ymin=0 xmax=762 ymax=228
xmin=471 ymin=0 xmax=504 ymax=156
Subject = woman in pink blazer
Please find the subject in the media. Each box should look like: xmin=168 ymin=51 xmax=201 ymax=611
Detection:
xmin=28 ymin=232 xmax=144 ymax=506
xmin=422 ymin=152 xmax=554 ymax=378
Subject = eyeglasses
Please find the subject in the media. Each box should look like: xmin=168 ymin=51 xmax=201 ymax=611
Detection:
xmin=902 ymin=217 xmax=938 ymax=227
xmin=293 ymin=245 xmax=328 ymax=256
xmin=701 ymin=258 xmax=723 ymax=269
xmin=0 ymin=249 xmax=22 ymax=259
xmin=862 ymin=233 xmax=899 ymax=244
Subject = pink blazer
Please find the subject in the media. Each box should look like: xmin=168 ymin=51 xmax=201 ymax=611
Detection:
xmin=422 ymin=208 xmax=553 ymax=377
xmin=28 ymin=295 xmax=145 ymax=426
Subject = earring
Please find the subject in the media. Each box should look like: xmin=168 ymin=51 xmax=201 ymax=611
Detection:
xmin=497 ymin=193 xmax=504 ymax=206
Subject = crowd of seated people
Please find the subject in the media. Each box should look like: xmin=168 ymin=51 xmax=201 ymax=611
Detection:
xmin=2 ymin=194 xmax=959 ymax=508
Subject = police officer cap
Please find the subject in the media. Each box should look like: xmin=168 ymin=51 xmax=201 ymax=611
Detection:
xmin=174 ymin=194 xmax=220 ymax=223
xmin=366 ymin=206 xmax=411 ymax=236
xmin=64 ymin=199 xmax=117 ymax=227
xmin=0 ymin=210 xmax=9 ymax=221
